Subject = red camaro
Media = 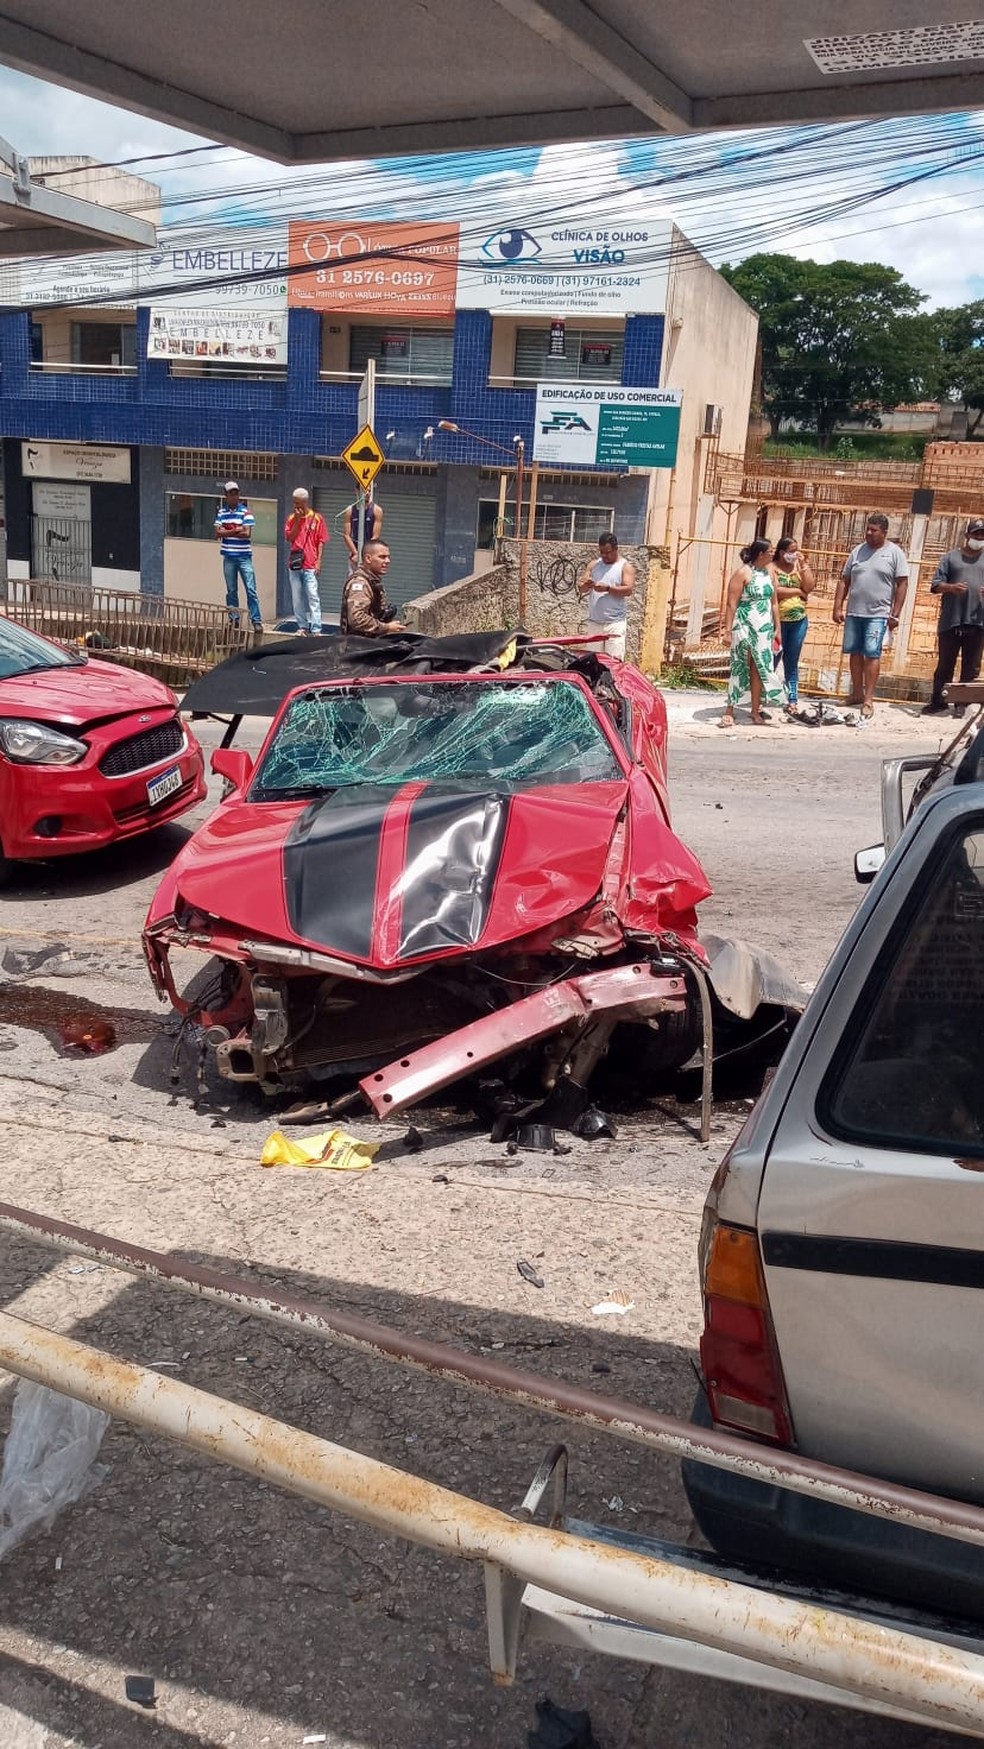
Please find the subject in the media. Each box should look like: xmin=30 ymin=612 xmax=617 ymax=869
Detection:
xmin=0 ymin=614 xmax=206 ymax=881
xmin=144 ymin=631 xmax=801 ymax=1122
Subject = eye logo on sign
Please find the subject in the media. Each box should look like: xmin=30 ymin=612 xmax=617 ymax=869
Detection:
xmin=481 ymin=227 xmax=542 ymax=263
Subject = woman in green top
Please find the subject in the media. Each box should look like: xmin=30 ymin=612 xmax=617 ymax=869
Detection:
xmin=772 ymin=534 xmax=816 ymax=715
xmin=719 ymin=537 xmax=785 ymax=728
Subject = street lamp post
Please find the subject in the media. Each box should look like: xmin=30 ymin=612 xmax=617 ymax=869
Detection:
xmin=437 ymin=422 xmax=529 ymax=623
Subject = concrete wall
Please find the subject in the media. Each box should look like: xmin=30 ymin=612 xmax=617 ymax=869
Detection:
xmin=405 ymin=565 xmax=512 ymax=637
xmin=163 ymin=537 xmax=279 ymax=621
xmin=652 ymin=228 xmax=758 ymax=592
xmin=405 ymin=540 xmax=671 ymax=665
xmin=28 ymin=158 xmax=162 ymax=224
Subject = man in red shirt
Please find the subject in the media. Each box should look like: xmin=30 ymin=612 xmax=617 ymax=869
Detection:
xmin=283 ymin=488 xmax=328 ymax=635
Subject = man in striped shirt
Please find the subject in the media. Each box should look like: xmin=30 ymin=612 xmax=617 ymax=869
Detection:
xmin=214 ymin=481 xmax=262 ymax=630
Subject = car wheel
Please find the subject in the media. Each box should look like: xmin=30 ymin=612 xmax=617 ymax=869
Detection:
xmin=613 ymin=1001 xmax=703 ymax=1086
xmin=0 ymin=843 xmax=13 ymax=888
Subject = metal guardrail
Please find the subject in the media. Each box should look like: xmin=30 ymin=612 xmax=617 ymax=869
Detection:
xmin=3 ymin=579 xmax=250 ymax=684
xmin=4 ymin=1200 xmax=984 ymax=1733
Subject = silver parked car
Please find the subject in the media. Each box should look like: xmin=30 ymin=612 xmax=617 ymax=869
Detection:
xmin=686 ymin=767 xmax=984 ymax=1622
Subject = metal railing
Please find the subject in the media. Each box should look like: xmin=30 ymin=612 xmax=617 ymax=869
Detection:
xmin=3 ymin=579 xmax=249 ymax=683
xmin=3 ymin=1199 xmax=984 ymax=1734
xmin=29 ymin=360 xmax=138 ymax=376
xmin=709 ymin=445 xmax=984 ymax=516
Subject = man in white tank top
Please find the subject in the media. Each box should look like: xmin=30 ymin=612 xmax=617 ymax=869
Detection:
xmin=576 ymin=533 xmax=635 ymax=660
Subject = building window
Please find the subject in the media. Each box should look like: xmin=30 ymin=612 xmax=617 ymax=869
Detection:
xmin=70 ymin=321 xmax=136 ymax=369
xmin=163 ymin=449 xmax=278 ymax=482
xmin=349 ymin=324 xmax=454 ymax=383
xmin=477 ymin=499 xmax=615 ymax=546
xmin=29 ymin=322 xmax=43 ymax=364
xmin=514 ymin=327 xmax=624 ymax=383
xmin=754 ymin=505 xmax=769 ymax=540
xmin=165 ymin=492 xmax=278 ymax=545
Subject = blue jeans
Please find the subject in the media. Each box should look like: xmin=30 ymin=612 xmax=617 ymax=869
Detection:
xmin=842 ymin=614 xmax=887 ymax=659
xmin=222 ymin=553 xmax=262 ymax=626
xmin=780 ymin=616 xmax=808 ymax=704
xmin=289 ymin=566 xmax=322 ymax=634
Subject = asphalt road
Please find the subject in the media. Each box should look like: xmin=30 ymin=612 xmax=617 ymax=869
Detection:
xmin=0 ymin=700 xmax=962 ymax=1749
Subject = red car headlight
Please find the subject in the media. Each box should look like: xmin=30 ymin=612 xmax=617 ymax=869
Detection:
xmin=0 ymin=720 xmax=87 ymax=765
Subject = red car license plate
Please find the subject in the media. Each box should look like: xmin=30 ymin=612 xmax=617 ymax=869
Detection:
xmin=147 ymin=764 xmax=182 ymax=807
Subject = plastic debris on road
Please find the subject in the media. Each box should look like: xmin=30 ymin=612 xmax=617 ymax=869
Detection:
xmin=260 ymin=1127 xmax=381 ymax=1171
xmin=0 ymin=1380 xmax=110 ymax=1562
xmin=590 ymin=1291 xmax=635 ymax=1316
xmin=124 ymin=1676 xmax=156 ymax=1709
xmin=517 ymin=1259 xmax=545 ymax=1288
xmin=528 ymin=1696 xmax=599 ymax=1748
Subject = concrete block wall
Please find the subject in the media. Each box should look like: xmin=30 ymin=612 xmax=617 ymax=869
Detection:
xmin=406 ymin=541 xmax=671 ymax=664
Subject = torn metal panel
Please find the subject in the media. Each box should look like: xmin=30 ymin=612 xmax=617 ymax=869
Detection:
xmin=701 ymin=933 xmax=806 ymax=1021
xmin=359 ymin=961 xmax=687 ymax=1115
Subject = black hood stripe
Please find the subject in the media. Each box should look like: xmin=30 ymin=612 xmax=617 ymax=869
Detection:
xmin=284 ymin=785 xmax=392 ymax=962
xmin=283 ymin=783 xmax=512 ymax=966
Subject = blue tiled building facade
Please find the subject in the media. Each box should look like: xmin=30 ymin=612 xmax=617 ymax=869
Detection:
xmin=0 ymin=302 xmax=663 ymax=614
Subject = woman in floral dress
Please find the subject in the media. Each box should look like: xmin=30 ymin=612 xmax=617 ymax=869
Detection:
xmin=719 ymin=537 xmax=785 ymax=727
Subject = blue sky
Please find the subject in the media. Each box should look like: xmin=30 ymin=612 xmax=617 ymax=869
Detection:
xmin=4 ymin=64 xmax=984 ymax=308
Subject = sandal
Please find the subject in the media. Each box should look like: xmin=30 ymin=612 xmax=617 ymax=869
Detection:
xmin=860 ymin=703 xmax=874 ymax=719
xmin=718 ymin=713 xmax=735 ymax=729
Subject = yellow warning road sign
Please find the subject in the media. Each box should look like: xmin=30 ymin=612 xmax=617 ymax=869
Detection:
xmin=341 ymin=424 xmax=385 ymax=491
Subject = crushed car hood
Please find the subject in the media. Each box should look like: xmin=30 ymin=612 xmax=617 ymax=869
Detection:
xmin=0 ymin=657 xmax=175 ymax=726
xmin=169 ymin=779 xmax=632 ymax=967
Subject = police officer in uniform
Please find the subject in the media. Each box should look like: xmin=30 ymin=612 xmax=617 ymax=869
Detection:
xmin=340 ymin=540 xmax=407 ymax=636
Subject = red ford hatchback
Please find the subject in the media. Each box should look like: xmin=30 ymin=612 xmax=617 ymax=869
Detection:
xmin=0 ymin=614 xmax=206 ymax=881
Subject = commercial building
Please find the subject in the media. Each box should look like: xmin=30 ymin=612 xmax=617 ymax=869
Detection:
xmin=0 ymin=173 xmax=757 ymax=621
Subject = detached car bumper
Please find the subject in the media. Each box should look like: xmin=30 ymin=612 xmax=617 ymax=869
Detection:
xmin=0 ymin=711 xmax=206 ymax=860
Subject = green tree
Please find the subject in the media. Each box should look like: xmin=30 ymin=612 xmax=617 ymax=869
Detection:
xmin=720 ymin=253 xmax=935 ymax=450
xmin=934 ymin=300 xmax=984 ymax=437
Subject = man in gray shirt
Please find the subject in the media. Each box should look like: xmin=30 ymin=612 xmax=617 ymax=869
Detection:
xmin=833 ymin=513 xmax=909 ymax=718
xmin=922 ymin=516 xmax=984 ymax=717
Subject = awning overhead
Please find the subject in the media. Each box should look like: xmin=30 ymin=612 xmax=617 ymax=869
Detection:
xmin=0 ymin=3 xmax=981 ymax=164
xmin=0 ymin=134 xmax=156 ymax=258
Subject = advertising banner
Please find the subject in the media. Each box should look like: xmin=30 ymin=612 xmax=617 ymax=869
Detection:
xmin=6 ymin=229 xmax=289 ymax=313
xmin=533 ymin=385 xmax=682 ymax=468
xmin=139 ymin=235 xmax=288 ymax=310
xmin=456 ymin=217 xmax=671 ymax=316
xmin=147 ymin=307 xmax=288 ymax=365
xmin=288 ymin=221 xmax=460 ymax=316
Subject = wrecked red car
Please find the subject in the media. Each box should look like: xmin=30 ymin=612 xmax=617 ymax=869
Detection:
xmin=144 ymin=632 xmax=799 ymax=1121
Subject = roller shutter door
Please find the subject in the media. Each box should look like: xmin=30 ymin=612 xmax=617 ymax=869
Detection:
xmin=313 ymin=472 xmax=439 ymax=620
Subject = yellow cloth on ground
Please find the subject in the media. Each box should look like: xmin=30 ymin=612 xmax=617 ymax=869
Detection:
xmin=260 ymin=1128 xmax=380 ymax=1171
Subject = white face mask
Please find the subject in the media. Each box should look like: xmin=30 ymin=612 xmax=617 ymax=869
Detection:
xmin=967 ymin=538 xmax=984 ymax=552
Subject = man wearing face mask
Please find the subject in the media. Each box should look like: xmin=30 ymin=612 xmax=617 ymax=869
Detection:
xmin=922 ymin=517 xmax=984 ymax=717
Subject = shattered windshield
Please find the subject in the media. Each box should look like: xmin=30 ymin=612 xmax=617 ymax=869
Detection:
xmin=251 ymin=679 xmax=622 ymax=799
xmin=0 ymin=615 xmax=85 ymax=678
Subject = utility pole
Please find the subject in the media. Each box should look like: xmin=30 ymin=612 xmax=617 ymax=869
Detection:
xmin=515 ymin=438 xmax=527 ymax=623
xmin=356 ymin=359 xmax=376 ymax=561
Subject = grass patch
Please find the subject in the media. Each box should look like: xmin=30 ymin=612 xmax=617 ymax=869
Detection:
xmin=657 ymin=660 xmax=723 ymax=691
